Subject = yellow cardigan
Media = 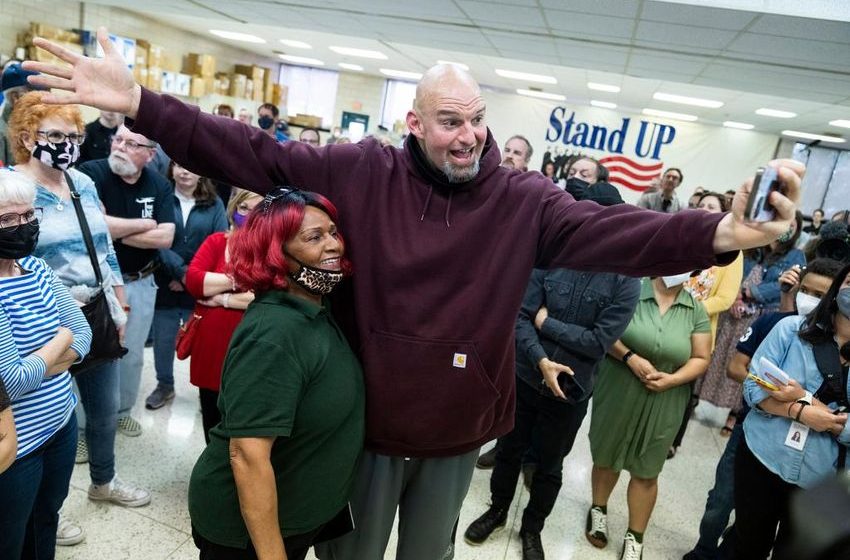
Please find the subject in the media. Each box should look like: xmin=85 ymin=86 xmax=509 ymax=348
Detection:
xmin=700 ymin=252 xmax=745 ymax=346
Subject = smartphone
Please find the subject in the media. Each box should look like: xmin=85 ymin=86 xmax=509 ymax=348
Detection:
xmin=745 ymin=166 xmax=781 ymax=222
xmin=747 ymin=372 xmax=779 ymax=392
xmin=557 ymin=372 xmax=585 ymax=399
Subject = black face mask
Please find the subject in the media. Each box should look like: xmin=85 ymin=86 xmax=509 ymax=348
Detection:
xmin=0 ymin=221 xmax=40 ymax=259
xmin=564 ymin=177 xmax=590 ymax=200
xmin=258 ymin=116 xmax=275 ymax=130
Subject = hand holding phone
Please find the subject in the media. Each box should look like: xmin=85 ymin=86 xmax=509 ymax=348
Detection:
xmin=745 ymin=166 xmax=783 ymax=222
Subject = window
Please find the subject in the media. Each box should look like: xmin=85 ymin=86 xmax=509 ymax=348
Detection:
xmin=279 ymin=65 xmax=339 ymax=128
xmin=380 ymin=79 xmax=417 ymax=130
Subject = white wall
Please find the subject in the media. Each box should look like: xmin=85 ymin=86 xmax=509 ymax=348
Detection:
xmin=483 ymin=89 xmax=781 ymax=205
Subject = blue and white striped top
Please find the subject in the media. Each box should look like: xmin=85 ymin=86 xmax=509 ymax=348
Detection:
xmin=0 ymin=255 xmax=92 ymax=458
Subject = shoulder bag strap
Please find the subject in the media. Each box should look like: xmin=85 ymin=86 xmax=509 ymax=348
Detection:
xmin=811 ymin=340 xmax=849 ymax=470
xmin=64 ymin=171 xmax=104 ymax=287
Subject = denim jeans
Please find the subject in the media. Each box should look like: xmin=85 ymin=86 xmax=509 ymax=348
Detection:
xmin=152 ymin=306 xmax=191 ymax=388
xmin=0 ymin=413 xmax=77 ymax=560
xmin=74 ymin=360 xmax=120 ymax=485
xmin=689 ymin=421 xmax=743 ymax=560
xmin=119 ymin=275 xmax=157 ymax=417
xmin=491 ymin=379 xmax=589 ymax=534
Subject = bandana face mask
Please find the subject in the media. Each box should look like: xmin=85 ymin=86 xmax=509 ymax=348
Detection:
xmin=31 ymin=140 xmax=80 ymax=171
xmin=288 ymin=260 xmax=344 ymax=296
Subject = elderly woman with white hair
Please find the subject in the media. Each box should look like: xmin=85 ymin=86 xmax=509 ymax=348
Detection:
xmin=0 ymin=168 xmax=92 ymax=559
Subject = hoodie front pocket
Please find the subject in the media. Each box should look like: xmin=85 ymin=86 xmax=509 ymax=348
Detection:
xmin=362 ymin=330 xmax=501 ymax=451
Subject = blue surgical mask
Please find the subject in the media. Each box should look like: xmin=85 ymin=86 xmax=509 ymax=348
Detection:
xmin=837 ymin=287 xmax=850 ymax=318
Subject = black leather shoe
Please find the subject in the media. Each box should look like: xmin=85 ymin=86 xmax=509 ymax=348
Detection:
xmin=463 ymin=506 xmax=508 ymax=545
xmin=521 ymin=530 xmax=545 ymax=560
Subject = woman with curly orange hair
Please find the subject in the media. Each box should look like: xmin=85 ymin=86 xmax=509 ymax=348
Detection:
xmin=8 ymin=93 xmax=150 ymax=529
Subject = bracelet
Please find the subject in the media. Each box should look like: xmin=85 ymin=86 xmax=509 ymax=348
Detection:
xmin=122 ymin=304 xmax=131 ymax=313
xmin=622 ymin=351 xmax=635 ymax=363
xmin=787 ymin=401 xmax=798 ymax=418
xmin=222 ymin=293 xmax=231 ymax=308
xmin=794 ymin=402 xmax=809 ymax=423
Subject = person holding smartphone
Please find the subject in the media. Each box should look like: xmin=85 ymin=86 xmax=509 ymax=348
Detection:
xmin=733 ymin=263 xmax=850 ymax=559
xmin=464 ymin=193 xmax=640 ymax=560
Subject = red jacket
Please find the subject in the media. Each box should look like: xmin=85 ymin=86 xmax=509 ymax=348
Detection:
xmin=132 ymin=88 xmax=733 ymax=457
xmin=185 ymin=232 xmax=244 ymax=391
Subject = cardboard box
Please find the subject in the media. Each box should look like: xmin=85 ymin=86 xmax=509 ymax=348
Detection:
xmin=203 ymin=76 xmax=215 ymax=95
xmin=290 ymin=113 xmax=322 ymax=128
xmin=132 ymin=64 xmax=148 ymax=85
xmin=185 ymin=53 xmax=216 ymax=77
xmin=29 ymin=23 xmax=80 ymax=43
xmin=137 ymin=40 xmax=164 ymax=68
xmin=270 ymin=84 xmax=287 ymax=108
xmin=228 ymin=73 xmax=247 ymax=98
xmin=234 ymin=64 xmax=266 ymax=84
xmin=147 ymin=67 xmax=163 ymax=92
xmin=189 ymin=77 xmax=206 ymax=98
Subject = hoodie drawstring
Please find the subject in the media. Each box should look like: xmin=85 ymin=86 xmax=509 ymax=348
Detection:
xmin=419 ymin=185 xmax=453 ymax=228
xmin=419 ymin=185 xmax=433 ymax=222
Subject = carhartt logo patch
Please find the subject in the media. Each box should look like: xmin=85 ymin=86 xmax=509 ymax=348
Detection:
xmin=453 ymin=353 xmax=467 ymax=368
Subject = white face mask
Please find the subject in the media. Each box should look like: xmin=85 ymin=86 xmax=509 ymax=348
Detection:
xmin=662 ymin=272 xmax=692 ymax=288
xmin=795 ymin=292 xmax=821 ymax=317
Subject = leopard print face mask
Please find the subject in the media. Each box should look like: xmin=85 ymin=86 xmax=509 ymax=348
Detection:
xmin=288 ymin=261 xmax=344 ymax=296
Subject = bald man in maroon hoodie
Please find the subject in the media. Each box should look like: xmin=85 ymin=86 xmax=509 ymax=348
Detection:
xmin=28 ymin=29 xmax=805 ymax=560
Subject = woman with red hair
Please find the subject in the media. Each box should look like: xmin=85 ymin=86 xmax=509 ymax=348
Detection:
xmin=188 ymin=187 xmax=364 ymax=560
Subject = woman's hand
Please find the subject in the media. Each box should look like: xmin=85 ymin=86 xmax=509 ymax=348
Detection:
xmin=168 ymin=280 xmax=185 ymax=292
xmin=643 ymin=371 xmax=676 ymax=393
xmin=729 ymin=299 xmax=746 ymax=319
xmin=771 ymin=379 xmax=805 ymax=402
xmin=198 ymin=294 xmax=225 ymax=307
xmin=534 ymin=307 xmax=548 ymax=330
xmin=799 ymin=406 xmax=847 ymax=435
xmin=626 ymin=354 xmax=658 ymax=382
xmin=778 ymin=266 xmax=803 ymax=294
xmin=537 ymin=357 xmax=573 ymax=400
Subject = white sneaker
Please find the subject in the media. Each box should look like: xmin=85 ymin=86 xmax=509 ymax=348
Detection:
xmin=88 ymin=476 xmax=151 ymax=507
xmin=620 ymin=532 xmax=644 ymax=560
xmin=117 ymin=416 xmax=142 ymax=437
xmin=75 ymin=438 xmax=88 ymax=464
xmin=585 ymin=506 xmax=608 ymax=548
xmin=56 ymin=515 xmax=85 ymax=546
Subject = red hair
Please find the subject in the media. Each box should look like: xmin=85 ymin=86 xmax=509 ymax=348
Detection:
xmin=228 ymin=189 xmax=351 ymax=293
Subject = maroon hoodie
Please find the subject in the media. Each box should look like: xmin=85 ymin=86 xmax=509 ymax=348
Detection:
xmin=131 ymin=89 xmax=733 ymax=457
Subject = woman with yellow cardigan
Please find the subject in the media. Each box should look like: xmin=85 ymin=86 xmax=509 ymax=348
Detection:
xmin=669 ymin=192 xmax=744 ymax=457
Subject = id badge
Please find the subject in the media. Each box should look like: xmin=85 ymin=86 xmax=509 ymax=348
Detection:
xmin=784 ymin=421 xmax=809 ymax=451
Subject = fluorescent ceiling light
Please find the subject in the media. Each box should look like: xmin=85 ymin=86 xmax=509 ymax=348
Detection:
xmin=587 ymin=82 xmax=620 ymax=93
xmin=653 ymin=92 xmax=723 ymax=108
xmin=756 ymin=108 xmax=797 ymax=118
xmin=437 ymin=60 xmax=469 ymax=71
xmin=591 ymin=100 xmax=617 ymax=109
xmin=279 ymin=39 xmax=311 ymax=49
xmin=329 ymin=46 xmax=388 ymax=59
xmin=380 ymin=68 xmax=423 ymax=80
xmin=495 ymin=69 xmax=557 ymax=84
xmin=723 ymin=121 xmax=755 ymax=130
xmin=829 ymin=119 xmax=850 ymax=129
xmin=338 ymin=62 xmax=364 ymax=71
xmin=209 ymin=30 xmax=266 ymax=44
xmin=642 ymin=108 xmax=698 ymax=122
xmin=782 ymin=130 xmax=845 ymax=143
xmin=278 ymin=54 xmax=324 ymax=66
xmin=516 ymin=89 xmax=566 ymax=101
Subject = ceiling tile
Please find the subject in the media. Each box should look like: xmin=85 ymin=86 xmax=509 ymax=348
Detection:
xmin=457 ymin=1 xmax=547 ymax=27
xmin=539 ymin=0 xmax=641 ymax=18
xmin=635 ymin=20 xmax=739 ymax=50
xmin=543 ymin=10 xmax=636 ymax=40
xmin=747 ymin=14 xmax=850 ymax=44
xmin=627 ymin=52 xmax=709 ymax=75
xmin=640 ymin=1 xmax=758 ymax=31
xmin=725 ymin=33 xmax=850 ymax=72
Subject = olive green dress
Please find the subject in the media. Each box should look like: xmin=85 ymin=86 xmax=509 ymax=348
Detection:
xmin=589 ymin=279 xmax=709 ymax=478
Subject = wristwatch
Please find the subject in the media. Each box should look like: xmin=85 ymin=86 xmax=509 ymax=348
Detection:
xmin=622 ymin=351 xmax=635 ymax=363
xmin=796 ymin=391 xmax=813 ymax=405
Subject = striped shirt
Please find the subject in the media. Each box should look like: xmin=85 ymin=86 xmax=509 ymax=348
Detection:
xmin=0 ymin=256 xmax=92 ymax=458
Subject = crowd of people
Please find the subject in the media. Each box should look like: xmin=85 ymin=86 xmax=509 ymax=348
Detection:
xmin=0 ymin=26 xmax=847 ymax=560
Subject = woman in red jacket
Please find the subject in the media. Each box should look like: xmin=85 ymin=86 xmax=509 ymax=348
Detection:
xmin=184 ymin=189 xmax=262 ymax=442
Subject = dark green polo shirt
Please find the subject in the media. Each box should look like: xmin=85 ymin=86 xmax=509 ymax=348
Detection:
xmin=188 ymin=290 xmax=365 ymax=547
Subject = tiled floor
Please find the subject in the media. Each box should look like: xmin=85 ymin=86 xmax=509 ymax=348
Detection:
xmin=57 ymin=349 xmax=731 ymax=560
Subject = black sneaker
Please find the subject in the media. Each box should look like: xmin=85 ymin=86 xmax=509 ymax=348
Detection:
xmin=521 ymin=530 xmax=545 ymax=560
xmin=463 ymin=506 xmax=507 ymax=545
xmin=476 ymin=447 xmax=498 ymax=469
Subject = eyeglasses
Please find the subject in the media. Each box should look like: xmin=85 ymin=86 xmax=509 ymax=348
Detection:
xmin=37 ymin=130 xmax=86 ymax=145
xmin=0 ymin=208 xmax=43 ymax=230
xmin=110 ymin=136 xmax=156 ymax=151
